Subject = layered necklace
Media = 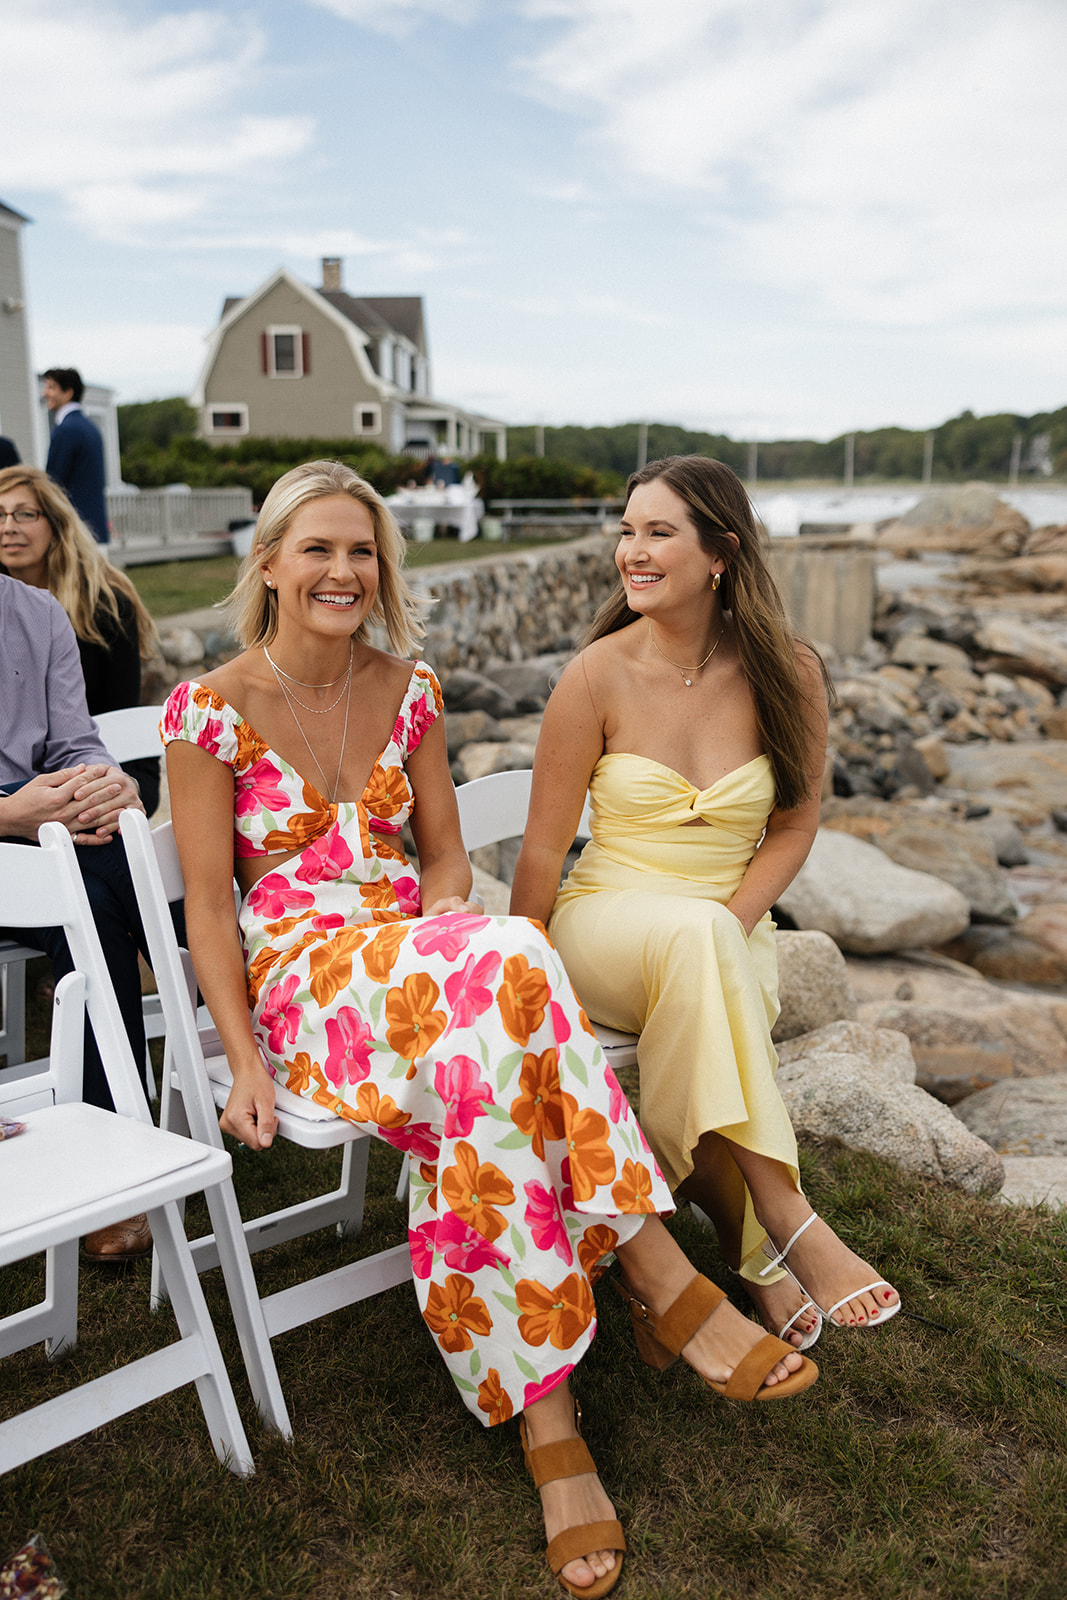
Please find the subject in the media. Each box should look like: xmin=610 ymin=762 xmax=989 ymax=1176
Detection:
xmin=647 ymin=619 xmax=724 ymax=687
xmin=265 ymin=641 xmax=354 ymax=801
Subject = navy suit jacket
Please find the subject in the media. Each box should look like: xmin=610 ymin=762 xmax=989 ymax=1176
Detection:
xmin=46 ymin=408 xmax=109 ymax=543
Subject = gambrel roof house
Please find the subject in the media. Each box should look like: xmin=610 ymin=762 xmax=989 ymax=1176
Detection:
xmin=191 ymin=257 xmax=506 ymax=459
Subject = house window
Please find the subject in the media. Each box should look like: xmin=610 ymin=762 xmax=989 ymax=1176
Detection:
xmin=263 ymin=326 xmax=307 ymax=377
xmin=205 ymin=403 xmax=249 ymax=436
xmin=354 ymin=404 xmax=382 ymax=436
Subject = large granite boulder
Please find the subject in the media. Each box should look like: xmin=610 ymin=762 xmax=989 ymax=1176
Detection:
xmin=772 ymin=930 xmax=857 ymax=1041
xmin=954 ymin=1076 xmax=1067 ymax=1157
xmin=777 ymin=829 xmax=971 ymax=954
xmin=820 ymin=800 xmax=1016 ymax=922
xmin=942 ymin=740 xmax=1067 ymax=825
xmin=846 ymin=952 xmax=1067 ymax=1100
xmin=774 ymin=1020 xmax=1004 ymax=1195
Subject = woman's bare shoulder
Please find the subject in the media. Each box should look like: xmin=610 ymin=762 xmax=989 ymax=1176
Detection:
xmin=196 ymin=651 xmax=262 ymax=700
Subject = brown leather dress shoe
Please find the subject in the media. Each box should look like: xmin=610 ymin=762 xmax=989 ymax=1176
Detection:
xmin=83 ymin=1213 xmax=153 ymax=1262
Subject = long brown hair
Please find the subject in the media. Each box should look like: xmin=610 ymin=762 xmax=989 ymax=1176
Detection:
xmin=0 ymin=465 xmax=157 ymax=658
xmin=583 ymin=455 xmax=830 ymax=811
xmin=226 ymin=460 xmax=424 ymax=656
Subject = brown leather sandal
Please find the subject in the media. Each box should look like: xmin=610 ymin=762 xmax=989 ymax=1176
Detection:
xmin=614 ymin=1273 xmax=818 ymax=1401
xmin=520 ymin=1412 xmax=626 ymax=1599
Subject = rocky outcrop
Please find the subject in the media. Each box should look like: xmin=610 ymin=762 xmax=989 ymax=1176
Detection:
xmin=774 ymin=1020 xmax=1004 ymax=1195
xmin=953 ymin=1076 xmax=1067 ymax=1157
xmin=776 ymin=829 xmax=972 ymax=953
xmin=846 ymin=953 xmax=1067 ymax=1099
xmin=771 ymin=930 xmax=857 ymax=1041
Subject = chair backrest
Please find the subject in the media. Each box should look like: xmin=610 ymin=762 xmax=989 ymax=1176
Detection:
xmin=455 ymin=768 xmax=592 ymax=853
xmin=0 ymin=826 xmax=150 ymax=1121
xmin=93 ymin=704 xmax=165 ymax=763
xmin=118 ymin=808 xmax=227 ymax=1150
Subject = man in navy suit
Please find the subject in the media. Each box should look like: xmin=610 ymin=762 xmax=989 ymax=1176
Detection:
xmin=43 ymin=367 xmax=109 ymax=544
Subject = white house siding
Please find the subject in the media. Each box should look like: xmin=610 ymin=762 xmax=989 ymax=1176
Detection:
xmin=202 ymin=280 xmax=384 ymax=440
xmin=0 ymin=207 xmax=37 ymax=462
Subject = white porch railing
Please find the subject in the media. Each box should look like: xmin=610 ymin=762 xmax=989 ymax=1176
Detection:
xmin=106 ymin=487 xmax=255 ymax=563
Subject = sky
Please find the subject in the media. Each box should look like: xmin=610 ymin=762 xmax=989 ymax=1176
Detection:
xmin=4 ymin=0 xmax=1066 ymax=441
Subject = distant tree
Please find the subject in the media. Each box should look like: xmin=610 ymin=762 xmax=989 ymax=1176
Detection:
xmin=117 ymin=397 xmax=198 ymax=451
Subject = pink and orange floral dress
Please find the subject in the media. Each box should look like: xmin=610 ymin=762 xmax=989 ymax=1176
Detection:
xmin=162 ymin=665 xmax=672 ymax=1425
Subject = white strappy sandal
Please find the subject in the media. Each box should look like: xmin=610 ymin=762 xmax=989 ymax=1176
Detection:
xmin=760 ymin=1212 xmax=901 ymax=1330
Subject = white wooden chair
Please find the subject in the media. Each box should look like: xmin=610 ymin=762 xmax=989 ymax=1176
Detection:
xmin=0 ymin=705 xmax=167 ymax=1074
xmin=0 ymin=823 xmax=253 ymax=1478
xmin=455 ymin=768 xmax=640 ymax=1071
xmin=118 ymin=807 xmax=411 ymax=1439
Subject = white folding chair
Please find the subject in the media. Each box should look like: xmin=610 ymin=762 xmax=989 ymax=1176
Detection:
xmin=119 ymin=807 xmax=411 ymax=1439
xmin=455 ymin=768 xmax=640 ymax=1071
xmin=0 ymin=705 xmax=167 ymax=1076
xmin=0 ymin=823 xmax=253 ymax=1478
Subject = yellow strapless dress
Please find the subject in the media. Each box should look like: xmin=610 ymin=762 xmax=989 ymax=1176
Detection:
xmin=550 ymin=752 xmax=799 ymax=1277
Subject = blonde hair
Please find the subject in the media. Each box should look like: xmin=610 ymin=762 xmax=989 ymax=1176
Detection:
xmin=0 ymin=465 xmax=158 ymax=658
xmin=226 ymin=460 xmax=424 ymax=656
xmin=584 ymin=455 xmax=831 ymax=812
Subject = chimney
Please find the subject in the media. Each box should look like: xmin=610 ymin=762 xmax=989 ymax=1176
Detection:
xmin=321 ymin=257 xmax=342 ymax=292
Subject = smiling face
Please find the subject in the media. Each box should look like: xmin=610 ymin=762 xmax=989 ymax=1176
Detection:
xmin=260 ymin=493 xmax=379 ymax=644
xmin=615 ymin=479 xmax=723 ymax=612
xmin=0 ymin=481 xmax=54 ymax=587
xmin=42 ymin=377 xmax=73 ymax=412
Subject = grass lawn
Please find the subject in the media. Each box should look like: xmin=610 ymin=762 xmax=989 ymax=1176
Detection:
xmin=129 ymin=537 xmax=572 ymax=619
xmin=3 ymin=963 xmax=1066 ymax=1599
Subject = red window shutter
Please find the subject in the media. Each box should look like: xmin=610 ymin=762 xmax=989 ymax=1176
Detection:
xmin=260 ymin=332 xmax=269 ymax=374
xmin=302 ymin=332 xmax=311 ymax=375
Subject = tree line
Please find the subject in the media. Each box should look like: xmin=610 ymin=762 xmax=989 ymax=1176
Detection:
xmin=118 ymin=399 xmax=1067 ymax=504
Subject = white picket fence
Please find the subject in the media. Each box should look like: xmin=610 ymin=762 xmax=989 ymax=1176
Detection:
xmin=106 ymin=487 xmax=255 ymax=564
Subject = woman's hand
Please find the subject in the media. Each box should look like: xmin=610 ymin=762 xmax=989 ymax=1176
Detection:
xmin=219 ymin=1059 xmax=279 ymax=1151
xmin=421 ymin=894 xmax=484 ymax=917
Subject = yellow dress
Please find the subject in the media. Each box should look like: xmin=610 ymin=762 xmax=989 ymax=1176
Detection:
xmin=549 ymin=752 xmax=799 ymax=1278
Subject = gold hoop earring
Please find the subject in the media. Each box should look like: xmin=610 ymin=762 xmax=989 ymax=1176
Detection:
xmin=712 ymin=572 xmax=722 ymax=591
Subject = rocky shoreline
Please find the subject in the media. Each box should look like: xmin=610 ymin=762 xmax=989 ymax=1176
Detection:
xmin=442 ymin=486 xmax=1067 ymax=1208
xmin=145 ymin=484 xmax=1067 ymax=1209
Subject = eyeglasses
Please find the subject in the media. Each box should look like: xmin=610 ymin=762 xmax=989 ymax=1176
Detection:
xmin=0 ymin=509 xmax=43 ymax=525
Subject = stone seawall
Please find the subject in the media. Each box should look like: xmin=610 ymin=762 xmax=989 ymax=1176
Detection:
xmin=404 ymin=536 xmax=619 ymax=673
xmin=150 ymin=532 xmax=875 ymax=691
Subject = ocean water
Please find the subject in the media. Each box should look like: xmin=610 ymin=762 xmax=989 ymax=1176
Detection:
xmin=750 ymin=485 xmax=1067 ymax=535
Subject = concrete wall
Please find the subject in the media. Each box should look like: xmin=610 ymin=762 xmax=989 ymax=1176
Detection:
xmin=769 ymin=538 xmax=877 ymax=658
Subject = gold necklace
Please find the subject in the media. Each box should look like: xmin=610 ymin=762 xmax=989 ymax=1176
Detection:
xmin=268 ymin=656 xmax=354 ymax=800
xmin=263 ymin=644 xmax=351 ymax=690
xmin=264 ymin=643 xmax=352 ymax=713
xmin=647 ymin=620 xmax=724 ymax=687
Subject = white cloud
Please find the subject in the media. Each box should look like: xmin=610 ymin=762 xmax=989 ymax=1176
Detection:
xmin=515 ymin=0 xmax=1067 ymax=329
xmin=306 ymin=0 xmax=483 ymax=37
xmin=6 ymin=1 xmax=313 ymax=243
xmin=33 ymin=318 xmax=208 ymax=403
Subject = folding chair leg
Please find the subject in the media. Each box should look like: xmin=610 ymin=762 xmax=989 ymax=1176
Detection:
xmin=335 ymin=1136 xmax=369 ymax=1239
xmin=146 ymin=1199 xmax=255 ymax=1476
xmin=44 ymin=1239 xmax=79 ymax=1358
xmin=200 ymin=1179 xmax=293 ymax=1438
xmin=395 ymin=1156 xmax=410 ymax=1205
xmin=0 ymin=956 xmax=28 ymax=1066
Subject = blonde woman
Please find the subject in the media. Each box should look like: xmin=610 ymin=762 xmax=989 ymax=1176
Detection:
xmin=511 ymin=456 xmax=900 ymax=1349
xmin=0 ymin=466 xmax=160 ymax=812
xmin=163 ymin=460 xmax=816 ymax=1599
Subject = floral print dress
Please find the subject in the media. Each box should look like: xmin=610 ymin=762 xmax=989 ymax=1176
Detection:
xmin=162 ymin=665 xmax=672 ymax=1425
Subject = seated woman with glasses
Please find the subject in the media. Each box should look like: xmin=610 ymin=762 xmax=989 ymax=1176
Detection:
xmin=0 ymin=466 xmax=160 ymax=813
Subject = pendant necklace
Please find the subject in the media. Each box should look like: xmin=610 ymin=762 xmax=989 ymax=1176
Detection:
xmin=266 ymin=645 xmax=354 ymax=799
xmin=647 ymin=620 xmax=724 ymax=686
